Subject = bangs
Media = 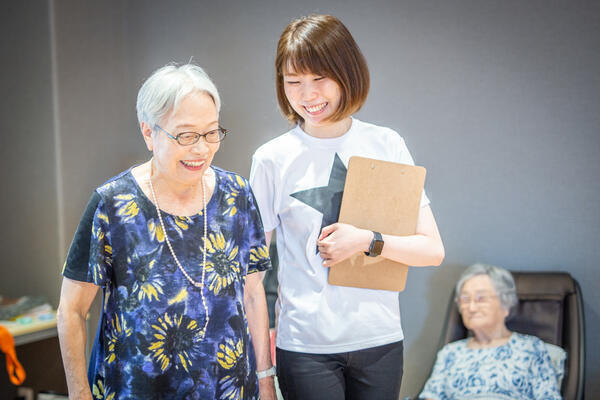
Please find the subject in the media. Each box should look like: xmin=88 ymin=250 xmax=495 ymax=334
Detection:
xmin=280 ymin=43 xmax=330 ymax=77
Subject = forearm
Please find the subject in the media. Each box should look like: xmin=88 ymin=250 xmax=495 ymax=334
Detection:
xmin=346 ymin=227 xmax=444 ymax=267
xmin=57 ymin=309 xmax=93 ymax=400
xmin=319 ymin=205 xmax=444 ymax=267
xmin=380 ymin=232 xmax=445 ymax=266
xmin=244 ymin=279 xmax=273 ymax=371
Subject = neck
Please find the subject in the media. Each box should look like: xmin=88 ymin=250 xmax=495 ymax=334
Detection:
xmin=302 ymin=117 xmax=352 ymax=138
xmin=150 ymin=160 xmax=208 ymax=201
xmin=472 ymin=325 xmax=511 ymax=346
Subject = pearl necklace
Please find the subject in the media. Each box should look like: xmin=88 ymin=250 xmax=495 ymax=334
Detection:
xmin=148 ymin=172 xmax=210 ymax=337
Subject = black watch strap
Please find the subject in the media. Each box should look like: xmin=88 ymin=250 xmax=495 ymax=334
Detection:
xmin=365 ymin=231 xmax=384 ymax=257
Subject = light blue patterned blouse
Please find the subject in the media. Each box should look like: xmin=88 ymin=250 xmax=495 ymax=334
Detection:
xmin=419 ymin=332 xmax=564 ymax=400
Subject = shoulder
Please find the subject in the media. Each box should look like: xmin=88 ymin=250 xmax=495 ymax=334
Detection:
xmin=511 ymin=332 xmax=545 ymax=348
xmin=514 ymin=332 xmax=564 ymax=358
xmin=95 ymin=168 xmax=137 ymax=200
xmin=510 ymin=332 xmax=563 ymax=363
xmin=253 ymin=128 xmax=303 ymax=164
xmin=351 ymin=118 xmax=405 ymax=143
xmin=213 ymin=166 xmax=251 ymax=194
xmin=438 ymin=338 xmax=467 ymax=357
xmin=350 ymin=119 xmax=411 ymax=160
xmin=447 ymin=337 xmax=468 ymax=348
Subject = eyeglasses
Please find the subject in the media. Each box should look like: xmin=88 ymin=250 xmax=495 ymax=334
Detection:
xmin=155 ymin=124 xmax=228 ymax=145
xmin=456 ymin=293 xmax=497 ymax=307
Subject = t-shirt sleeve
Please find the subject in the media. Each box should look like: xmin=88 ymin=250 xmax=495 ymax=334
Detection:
xmin=245 ymin=184 xmax=272 ymax=275
xmin=419 ymin=345 xmax=451 ymax=400
xmin=249 ymin=153 xmax=279 ymax=232
xmin=395 ymin=135 xmax=431 ymax=208
xmin=62 ymin=192 xmax=113 ymax=286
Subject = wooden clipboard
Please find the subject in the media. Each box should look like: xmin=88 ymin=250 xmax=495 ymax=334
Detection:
xmin=327 ymin=156 xmax=426 ymax=291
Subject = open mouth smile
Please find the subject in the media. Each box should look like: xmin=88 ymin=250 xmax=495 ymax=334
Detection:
xmin=304 ymin=102 xmax=327 ymax=114
xmin=180 ymin=160 xmax=205 ymax=170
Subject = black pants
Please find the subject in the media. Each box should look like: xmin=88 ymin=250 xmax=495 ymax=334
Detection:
xmin=276 ymin=341 xmax=403 ymax=400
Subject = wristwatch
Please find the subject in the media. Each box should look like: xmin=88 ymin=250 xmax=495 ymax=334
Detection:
xmin=365 ymin=231 xmax=384 ymax=257
xmin=256 ymin=365 xmax=276 ymax=379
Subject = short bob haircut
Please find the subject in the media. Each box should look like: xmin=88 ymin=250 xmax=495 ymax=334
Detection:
xmin=136 ymin=63 xmax=221 ymax=129
xmin=455 ymin=263 xmax=519 ymax=314
xmin=275 ymin=14 xmax=370 ymax=125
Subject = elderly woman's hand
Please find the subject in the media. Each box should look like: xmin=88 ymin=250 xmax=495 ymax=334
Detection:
xmin=317 ymin=223 xmax=372 ymax=266
xmin=258 ymin=377 xmax=277 ymax=400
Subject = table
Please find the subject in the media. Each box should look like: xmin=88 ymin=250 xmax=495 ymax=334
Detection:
xmin=0 ymin=313 xmax=67 ymax=398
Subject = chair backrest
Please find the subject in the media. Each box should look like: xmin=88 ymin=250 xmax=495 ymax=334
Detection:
xmin=436 ymin=271 xmax=585 ymax=400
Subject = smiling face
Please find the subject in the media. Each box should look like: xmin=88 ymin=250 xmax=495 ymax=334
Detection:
xmin=282 ymin=67 xmax=344 ymax=135
xmin=458 ymin=274 xmax=509 ymax=334
xmin=141 ymin=91 xmax=220 ymax=187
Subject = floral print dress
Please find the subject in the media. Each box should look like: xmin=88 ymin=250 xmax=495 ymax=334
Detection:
xmin=63 ymin=166 xmax=271 ymax=400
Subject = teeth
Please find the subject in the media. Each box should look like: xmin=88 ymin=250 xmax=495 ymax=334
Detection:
xmin=305 ymin=102 xmax=327 ymax=113
xmin=182 ymin=160 xmax=204 ymax=167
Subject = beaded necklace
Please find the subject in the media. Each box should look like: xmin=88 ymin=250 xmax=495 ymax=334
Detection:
xmin=148 ymin=171 xmax=210 ymax=337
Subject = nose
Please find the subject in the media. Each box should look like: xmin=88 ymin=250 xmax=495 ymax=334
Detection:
xmin=300 ymin=81 xmax=318 ymax=102
xmin=467 ymin=300 xmax=478 ymax=312
xmin=189 ymin=137 xmax=210 ymax=154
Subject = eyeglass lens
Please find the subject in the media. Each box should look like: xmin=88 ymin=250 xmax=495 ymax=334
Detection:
xmin=177 ymin=129 xmax=226 ymax=145
xmin=458 ymin=293 xmax=494 ymax=305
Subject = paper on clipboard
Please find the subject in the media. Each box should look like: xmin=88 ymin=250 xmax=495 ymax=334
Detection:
xmin=327 ymin=156 xmax=426 ymax=291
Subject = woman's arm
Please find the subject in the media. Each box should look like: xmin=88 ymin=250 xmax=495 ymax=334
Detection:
xmin=265 ymin=230 xmax=273 ymax=248
xmin=56 ymin=277 xmax=99 ymax=400
xmin=529 ymin=341 xmax=563 ymax=400
xmin=317 ymin=205 xmax=444 ymax=267
xmin=244 ymin=272 xmax=276 ymax=400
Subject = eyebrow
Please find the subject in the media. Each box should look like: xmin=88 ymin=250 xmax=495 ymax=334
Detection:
xmin=173 ymin=121 xmax=219 ymax=130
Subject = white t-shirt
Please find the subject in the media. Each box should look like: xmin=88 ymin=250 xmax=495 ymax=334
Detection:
xmin=249 ymin=117 xmax=430 ymax=353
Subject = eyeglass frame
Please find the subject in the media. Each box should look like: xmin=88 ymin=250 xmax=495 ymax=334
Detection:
xmin=155 ymin=124 xmax=228 ymax=145
xmin=456 ymin=292 xmax=499 ymax=307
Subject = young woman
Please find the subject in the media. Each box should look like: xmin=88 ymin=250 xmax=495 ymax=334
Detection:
xmin=250 ymin=15 xmax=445 ymax=400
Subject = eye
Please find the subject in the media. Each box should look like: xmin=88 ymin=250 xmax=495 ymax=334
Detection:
xmin=314 ymin=76 xmax=325 ymax=81
xmin=285 ymin=80 xmax=300 ymax=85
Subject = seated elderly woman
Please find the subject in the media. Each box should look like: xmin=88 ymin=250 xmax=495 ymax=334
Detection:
xmin=57 ymin=63 xmax=276 ymax=400
xmin=420 ymin=264 xmax=565 ymax=400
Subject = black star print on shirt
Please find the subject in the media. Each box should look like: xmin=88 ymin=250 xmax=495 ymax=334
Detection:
xmin=290 ymin=153 xmax=348 ymax=253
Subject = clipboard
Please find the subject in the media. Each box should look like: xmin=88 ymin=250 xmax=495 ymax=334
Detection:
xmin=327 ymin=156 xmax=426 ymax=291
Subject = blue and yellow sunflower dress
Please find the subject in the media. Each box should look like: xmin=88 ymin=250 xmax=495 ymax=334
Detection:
xmin=62 ymin=166 xmax=271 ymax=400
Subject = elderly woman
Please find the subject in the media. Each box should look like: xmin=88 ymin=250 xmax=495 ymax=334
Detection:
xmin=420 ymin=264 xmax=564 ymax=400
xmin=57 ymin=64 xmax=276 ymax=400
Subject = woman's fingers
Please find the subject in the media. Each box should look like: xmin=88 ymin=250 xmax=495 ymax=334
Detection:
xmin=319 ymin=223 xmax=339 ymax=241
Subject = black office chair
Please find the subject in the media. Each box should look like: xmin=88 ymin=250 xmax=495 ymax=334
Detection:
xmin=420 ymin=271 xmax=585 ymax=400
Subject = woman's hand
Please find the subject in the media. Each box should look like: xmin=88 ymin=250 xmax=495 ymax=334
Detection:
xmin=258 ymin=377 xmax=277 ymax=400
xmin=317 ymin=223 xmax=372 ymax=267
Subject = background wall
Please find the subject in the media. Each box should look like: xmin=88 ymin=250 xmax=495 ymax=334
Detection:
xmin=1 ymin=2 xmax=59 ymax=304
xmin=1 ymin=0 xmax=598 ymax=397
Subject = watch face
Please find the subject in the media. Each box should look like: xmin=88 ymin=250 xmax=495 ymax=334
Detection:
xmin=372 ymin=238 xmax=384 ymax=256
xmin=368 ymin=231 xmax=384 ymax=256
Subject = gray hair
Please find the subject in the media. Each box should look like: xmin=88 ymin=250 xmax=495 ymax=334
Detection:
xmin=455 ymin=263 xmax=518 ymax=313
xmin=136 ymin=63 xmax=221 ymax=128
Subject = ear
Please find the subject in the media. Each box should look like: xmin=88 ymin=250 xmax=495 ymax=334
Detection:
xmin=140 ymin=121 xmax=154 ymax=152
